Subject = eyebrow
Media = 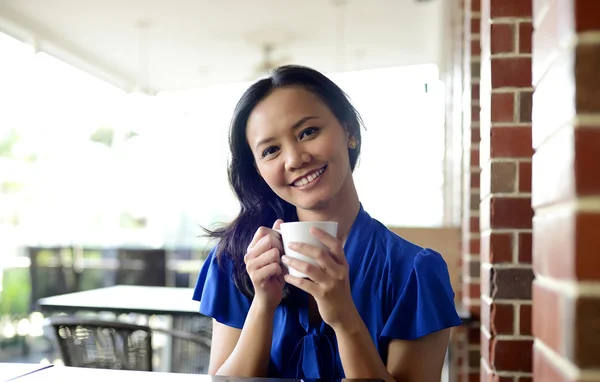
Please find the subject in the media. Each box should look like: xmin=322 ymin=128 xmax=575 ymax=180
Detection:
xmin=253 ymin=115 xmax=319 ymax=151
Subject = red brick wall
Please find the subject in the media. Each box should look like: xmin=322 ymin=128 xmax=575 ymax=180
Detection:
xmin=459 ymin=0 xmax=483 ymax=381
xmin=479 ymin=0 xmax=534 ymax=380
xmin=531 ymin=0 xmax=600 ymax=381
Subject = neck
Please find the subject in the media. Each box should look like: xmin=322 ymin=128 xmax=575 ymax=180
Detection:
xmin=296 ymin=173 xmax=361 ymax=243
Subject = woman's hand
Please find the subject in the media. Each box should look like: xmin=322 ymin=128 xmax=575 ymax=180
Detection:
xmin=245 ymin=220 xmax=286 ymax=311
xmin=281 ymin=227 xmax=357 ymax=331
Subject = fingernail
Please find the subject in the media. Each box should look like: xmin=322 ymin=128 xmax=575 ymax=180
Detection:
xmin=281 ymin=255 xmax=289 ymax=264
xmin=288 ymin=242 xmax=297 ymax=249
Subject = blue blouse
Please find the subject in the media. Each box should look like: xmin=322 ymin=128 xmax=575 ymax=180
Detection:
xmin=192 ymin=206 xmax=462 ymax=379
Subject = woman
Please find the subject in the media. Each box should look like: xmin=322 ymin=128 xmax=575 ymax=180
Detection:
xmin=193 ymin=65 xmax=461 ymax=382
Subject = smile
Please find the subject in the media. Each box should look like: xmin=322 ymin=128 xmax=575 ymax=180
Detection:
xmin=291 ymin=166 xmax=326 ymax=188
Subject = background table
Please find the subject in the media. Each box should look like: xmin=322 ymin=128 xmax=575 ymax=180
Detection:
xmin=36 ymin=285 xmax=199 ymax=317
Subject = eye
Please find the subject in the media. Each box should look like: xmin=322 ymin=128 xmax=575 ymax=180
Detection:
xmin=261 ymin=146 xmax=279 ymax=158
xmin=299 ymin=127 xmax=319 ymax=140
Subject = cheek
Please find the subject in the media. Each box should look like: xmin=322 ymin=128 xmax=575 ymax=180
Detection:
xmin=256 ymin=163 xmax=284 ymax=187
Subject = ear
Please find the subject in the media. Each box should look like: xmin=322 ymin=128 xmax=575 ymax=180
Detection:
xmin=343 ymin=123 xmax=354 ymax=143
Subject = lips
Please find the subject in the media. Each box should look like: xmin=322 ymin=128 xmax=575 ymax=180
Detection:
xmin=291 ymin=166 xmax=326 ymax=187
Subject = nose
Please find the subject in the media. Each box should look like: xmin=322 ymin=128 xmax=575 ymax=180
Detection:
xmin=284 ymin=144 xmax=312 ymax=172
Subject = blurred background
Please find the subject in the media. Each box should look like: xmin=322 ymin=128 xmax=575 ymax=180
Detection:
xmin=2 ymin=0 xmax=597 ymax=381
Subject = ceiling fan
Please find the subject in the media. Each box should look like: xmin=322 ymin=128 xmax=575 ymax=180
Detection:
xmin=249 ymin=43 xmax=291 ymax=79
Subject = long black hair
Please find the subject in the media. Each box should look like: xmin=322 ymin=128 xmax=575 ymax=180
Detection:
xmin=204 ymin=65 xmax=364 ymax=299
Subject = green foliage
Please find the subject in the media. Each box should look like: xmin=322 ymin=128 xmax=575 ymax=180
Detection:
xmin=0 ymin=268 xmax=30 ymax=315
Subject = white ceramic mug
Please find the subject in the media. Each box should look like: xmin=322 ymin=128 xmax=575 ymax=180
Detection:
xmin=276 ymin=221 xmax=338 ymax=278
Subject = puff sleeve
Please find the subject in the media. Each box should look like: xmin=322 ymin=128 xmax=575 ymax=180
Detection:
xmin=192 ymin=247 xmax=251 ymax=329
xmin=381 ymin=248 xmax=462 ymax=340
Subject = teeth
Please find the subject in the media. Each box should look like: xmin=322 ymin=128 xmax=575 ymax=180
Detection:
xmin=294 ymin=167 xmax=324 ymax=187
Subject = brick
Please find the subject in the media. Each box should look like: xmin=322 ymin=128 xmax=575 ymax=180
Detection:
xmin=486 ymin=337 xmax=533 ymax=372
xmin=491 ymin=161 xmax=517 ymax=192
xmin=481 ymin=232 xmax=513 ymax=264
xmin=471 ymin=192 xmax=480 ymax=211
xmin=518 ymin=161 xmax=532 ymax=192
xmin=490 ymin=23 xmax=515 ymax=54
xmin=469 ymin=325 xmax=480 ymax=344
xmin=519 ymin=22 xmax=533 ymax=54
xmin=472 ymin=103 xmax=481 ymax=122
xmin=575 ymin=212 xmax=600 ymax=280
xmin=491 ymin=57 xmax=532 ymax=88
xmin=472 ymin=0 xmax=481 ymax=12
xmin=575 ymin=44 xmax=600 ymax=113
xmin=472 ymin=16 xmax=481 ymax=35
xmin=471 ymin=170 xmax=481 ymax=188
xmin=491 ymin=92 xmax=515 ymax=122
xmin=469 ymin=349 xmax=480 ymax=367
xmin=472 ymin=60 xmax=481 ymax=79
xmin=469 ymin=239 xmax=481 ymax=257
xmin=575 ymin=0 xmax=600 ymax=31
xmin=518 ymin=232 xmax=532 ymax=264
xmin=571 ymin=296 xmax=600 ymax=367
xmin=490 ymin=196 xmax=533 ymax=229
xmin=490 ymin=0 xmax=532 ymax=18
xmin=464 ymin=281 xmax=481 ymax=300
xmin=472 ymin=83 xmax=480 ymax=103
xmin=472 ymin=127 xmax=481 ymax=143
xmin=532 ymin=281 xmax=562 ymax=354
xmin=519 ymin=90 xmax=533 ymax=123
xmin=494 ymin=267 xmax=534 ymax=299
xmin=471 ymin=39 xmax=481 ymax=57
xmin=490 ymin=127 xmax=533 ymax=158
xmin=533 ymin=208 xmax=600 ymax=281
xmin=519 ymin=304 xmax=532 ymax=335
xmin=470 ymin=216 xmax=480 ymax=233
xmin=575 ymin=128 xmax=600 ymax=195
xmin=489 ymin=301 xmax=515 ymax=335
xmin=471 ymin=148 xmax=480 ymax=167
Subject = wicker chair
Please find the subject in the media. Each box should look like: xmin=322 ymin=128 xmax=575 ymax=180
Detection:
xmin=45 ymin=316 xmax=211 ymax=374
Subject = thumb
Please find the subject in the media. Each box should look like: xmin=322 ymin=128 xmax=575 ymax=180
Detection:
xmin=272 ymin=219 xmax=284 ymax=231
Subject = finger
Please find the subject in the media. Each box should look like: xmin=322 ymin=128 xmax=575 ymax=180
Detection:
xmin=246 ymin=248 xmax=280 ymax=272
xmin=247 ymin=226 xmax=271 ymax=252
xmin=272 ymin=219 xmax=284 ymax=231
xmin=284 ymin=274 xmax=319 ymax=296
xmin=287 ymin=242 xmax=339 ymax=271
xmin=245 ymin=232 xmax=284 ymax=263
xmin=281 ymin=255 xmax=327 ymax=283
xmin=252 ymin=262 xmax=283 ymax=286
xmin=310 ymin=227 xmax=346 ymax=265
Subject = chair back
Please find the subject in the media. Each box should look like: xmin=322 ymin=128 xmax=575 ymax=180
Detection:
xmin=45 ymin=316 xmax=212 ymax=374
xmin=46 ymin=316 xmax=153 ymax=371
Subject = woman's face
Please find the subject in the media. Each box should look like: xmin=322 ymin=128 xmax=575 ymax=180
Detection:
xmin=246 ymin=87 xmax=353 ymax=211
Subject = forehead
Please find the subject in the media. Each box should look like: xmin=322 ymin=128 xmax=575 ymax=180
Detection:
xmin=246 ymin=87 xmax=332 ymax=137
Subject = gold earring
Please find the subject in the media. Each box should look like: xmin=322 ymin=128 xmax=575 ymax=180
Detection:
xmin=348 ymin=139 xmax=358 ymax=149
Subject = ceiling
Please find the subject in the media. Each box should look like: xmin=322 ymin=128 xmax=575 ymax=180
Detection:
xmin=0 ymin=0 xmax=448 ymax=92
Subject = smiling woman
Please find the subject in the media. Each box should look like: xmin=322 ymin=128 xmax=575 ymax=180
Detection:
xmin=193 ymin=65 xmax=461 ymax=382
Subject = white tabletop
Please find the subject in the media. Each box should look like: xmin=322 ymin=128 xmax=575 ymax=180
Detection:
xmin=11 ymin=366 xmax=307 ymax=381
xmin=9 ymin=366 xmax=207 ymax=381
xmin=0 ymin=363 xmax=53 ymax=382
xmin=37 ymin=285 xmax=200 ymax=316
